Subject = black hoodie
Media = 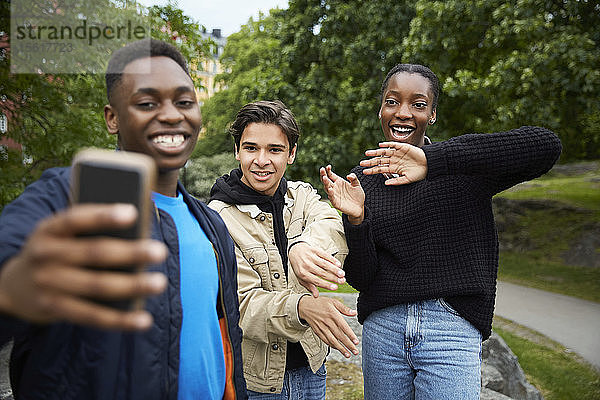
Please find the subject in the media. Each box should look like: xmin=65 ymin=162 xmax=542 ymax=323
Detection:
xmin=210 ymin=168 xmax=290 ymax=274
xmin=210 ymin=168 xmax=310 ymax=370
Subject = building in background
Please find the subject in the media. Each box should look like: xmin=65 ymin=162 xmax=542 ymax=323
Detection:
xmin=196 ymin=29 xmax=227 ymax=106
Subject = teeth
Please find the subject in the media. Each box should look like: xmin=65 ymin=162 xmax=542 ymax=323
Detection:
xmin=392 ymin=126 xmax=413 ymax=133
xmin=152 ymin=134 xmax=185 ymax=147
xmin=254 ymin=172 xmax=271 ymax=177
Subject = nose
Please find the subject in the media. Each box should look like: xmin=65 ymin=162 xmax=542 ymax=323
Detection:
xmin=394 ymin=103 xmax=412 ymax=119
xmin=254 ymin=150 xmax=271 ymax=167
xmin=157 ymin=101 xmax=184 ymax=124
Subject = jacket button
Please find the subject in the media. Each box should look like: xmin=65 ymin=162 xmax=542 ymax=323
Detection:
xmin=269 ymin=387 xmax=276 ymax=392
xmin=259 ymin=215 xmax=266 ymax=221
xmin=273 ymin=273 xmax=280 ymax=279
xmin=272 ymin=343 xmax=279 ymax=350
xmin=249 ymin=257 xmax=255 ymax=264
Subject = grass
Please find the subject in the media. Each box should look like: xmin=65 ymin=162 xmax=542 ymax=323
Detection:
xmin=320 ymin=282 xmax=358 ymax=294
xmin=498 ymin=251 xmax=600 ymax=302
xmin=495 ymin=161 xmax=600 ymax=302
xmin=325 ymin=361 xmax=364 ymax=400
xmin=493 ymin=318 xmax=600 ymax=400
xmin=499 ymin=162 xmax=600 ymax=211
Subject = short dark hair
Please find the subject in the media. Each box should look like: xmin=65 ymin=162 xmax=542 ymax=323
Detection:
xmin=105 ymin=38 xmax=190 ymax=104
xmin=230 ymin=100 xmax=300 ymax=154
xmin=380 ymin=64 xmax=440 ymax=110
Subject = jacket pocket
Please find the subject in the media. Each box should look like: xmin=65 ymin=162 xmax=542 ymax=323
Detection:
xmin=240 ymin=246 xmax=272 ymax=290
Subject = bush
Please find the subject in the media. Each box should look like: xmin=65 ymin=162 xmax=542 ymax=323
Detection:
xmin=181 ymin=152 xmax=238 ymax=201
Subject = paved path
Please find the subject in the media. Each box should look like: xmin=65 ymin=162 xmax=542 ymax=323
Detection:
xmin=494 ymin=281 xmax=600 ymax=369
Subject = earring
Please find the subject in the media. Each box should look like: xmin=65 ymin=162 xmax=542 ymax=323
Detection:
xmin=429 ymin=118 xmax=436 ymax=125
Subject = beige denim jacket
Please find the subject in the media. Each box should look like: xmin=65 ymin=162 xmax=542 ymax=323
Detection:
xmin=209 ymin=181 xmax=348 ymax=393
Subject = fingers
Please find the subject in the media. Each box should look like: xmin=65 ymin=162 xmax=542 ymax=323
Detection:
xmin=34 ymin=266 xmax=167 ymax=300
xmin=309 ymin=247 xmax=345 ymax=283
xmin=39 ymin=203 xmax=138 ymax=237
xmin=324 ymin=165 xmax=340 ymax=182
xmin=323 ymin=300 xmax=359 ymax=358
xmin=346 ymin=173 xmax=362 ymax=188
xmin=320 ymin=167 xmax=334 ymax=193
xmin=38 ymin=293 xmax=155 ymax=330
xmin=384 ymin=175 xmax=412 ymax=186
xmin=299 ymin=297 xmax=360 ymax=358
xmin=26 ymin=237 xmax=167 ymax=269
xmin=305 ymin=283 xmax=320 ymax=298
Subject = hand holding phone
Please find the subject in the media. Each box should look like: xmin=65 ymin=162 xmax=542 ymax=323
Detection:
xmin=70 ymin=148 xmax=158 ymax=310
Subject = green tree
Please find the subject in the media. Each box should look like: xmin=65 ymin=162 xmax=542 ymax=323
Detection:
xmin=278 ymin=0 xmax=416 ymax=183
xmin=198 ymin=0 xmax=599 ymax=191
xmin=195 ymin=10 xmax=290 ymax=157
xmin=402 ymin=0 xmax=600 ymax=160
xmin=181 ymin=152 xmax=239 ymax=201
xmin=148 ymin=1 xmax=212 ymax=88
xmin=1 ymin=0 xmax=213 ymax=210
xmin=198 ymin=0 xmax=417 ymax=188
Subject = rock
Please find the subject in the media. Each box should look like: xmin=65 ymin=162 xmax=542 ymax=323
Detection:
xmin=482 ymin=363 xmax=505 ymax=392
xmin=481 ymin=387 xmax=515 ymax=400
xmin=482 ymin=332 xmax=543 ymax=400
xmin=0 ymin=342 xmax=12 ymax=400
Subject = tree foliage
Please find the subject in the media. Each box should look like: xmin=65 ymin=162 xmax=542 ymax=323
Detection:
xmin=194 ymin=10 xmax=290 ymax=157
xmin=198 ymin=0 xmax=600 ymax=190
xmin=1 ymin=0 xmax=212 ymax=209
xmin=403 ymin=0 xmax=600 ymax=161
xmin=181 ymin=152 xmax=239 ymax=201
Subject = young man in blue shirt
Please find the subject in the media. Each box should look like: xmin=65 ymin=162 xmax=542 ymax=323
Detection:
xmin=0 ymin=39 xmax=246 ymax=399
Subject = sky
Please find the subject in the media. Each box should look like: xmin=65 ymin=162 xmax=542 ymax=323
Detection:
xmin=138 ymin=0 xmax=290 ymax=37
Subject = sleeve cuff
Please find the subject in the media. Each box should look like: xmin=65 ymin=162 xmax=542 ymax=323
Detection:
xmin=422 ymin=142 xmax=448 ymax=179
xmin=287 ymin=293 xmax=311 ymax=330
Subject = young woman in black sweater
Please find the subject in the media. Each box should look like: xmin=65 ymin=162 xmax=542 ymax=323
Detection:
xmin=318 ymin=64 xmax=562 ymax=399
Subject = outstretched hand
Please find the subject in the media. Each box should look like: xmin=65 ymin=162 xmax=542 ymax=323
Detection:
xmin=360 ymin=142 xmax=428 ymax=185
xmin=319 ymin=165 xmax=365 ymax=225
xmin=298 ymin=295 xmax=359 ymax=358
xmin=0 ymin=204 xmax=168 ymax=331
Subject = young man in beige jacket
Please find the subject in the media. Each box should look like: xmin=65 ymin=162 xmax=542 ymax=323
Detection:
xmin=208 ymin=100 xmax=358 ymax=399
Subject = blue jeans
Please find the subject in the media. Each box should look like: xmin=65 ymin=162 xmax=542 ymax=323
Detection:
xmin=247 ymin=364 xmax=326 ymax=400
xmin=362 ymin=299 xmax=482 ymax=400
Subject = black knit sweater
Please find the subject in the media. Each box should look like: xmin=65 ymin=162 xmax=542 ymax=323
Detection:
xmin=342 ymin=126 xmax=562 ymax=340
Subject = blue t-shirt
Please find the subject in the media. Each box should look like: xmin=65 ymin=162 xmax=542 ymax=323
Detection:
xmin=152 ymin=192 xmax=225 ymax=400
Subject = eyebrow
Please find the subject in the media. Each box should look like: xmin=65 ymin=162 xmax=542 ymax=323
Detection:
xmin=134 ymin=86 xmax=195 ymax=96
xmin=241 ymin=141 xmax=288 ymax=150
xmin=386 ymin=89 xmax=430 ymax=99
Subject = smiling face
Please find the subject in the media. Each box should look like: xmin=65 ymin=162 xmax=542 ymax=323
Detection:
xmin=235 ymin=122 xmax=296 ymax=197
xmin=104 ymin=56 xmax=201 ymax=174
xmin=379 ymin=72 xmax=436 ymax=147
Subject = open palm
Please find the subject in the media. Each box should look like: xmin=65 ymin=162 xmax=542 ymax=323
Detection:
xmin=360 ymin=142 xmax=427 ymax=185
xmin=320 ymin=165 xmax=365 ymax=222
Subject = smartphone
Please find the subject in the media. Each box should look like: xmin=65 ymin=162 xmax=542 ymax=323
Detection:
xmin=70 ymin=148 xmax=157 ymax=310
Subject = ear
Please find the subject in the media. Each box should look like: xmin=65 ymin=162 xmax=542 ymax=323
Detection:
xmin=378 ymin=107 xmax=382 ymax=119
xmin=428 ymin=108 xmax=437 ymax=125
xmin=234 ymin=145 xmax=240 ymax=161
xmin=288 ymin=144 xmax=297 ymax=165
xmin=104 ymin=105 xmax=119 ymax=135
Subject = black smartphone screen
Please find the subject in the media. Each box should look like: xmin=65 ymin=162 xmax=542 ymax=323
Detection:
xmin=77 ymin=163 xmax=143 ymax=239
